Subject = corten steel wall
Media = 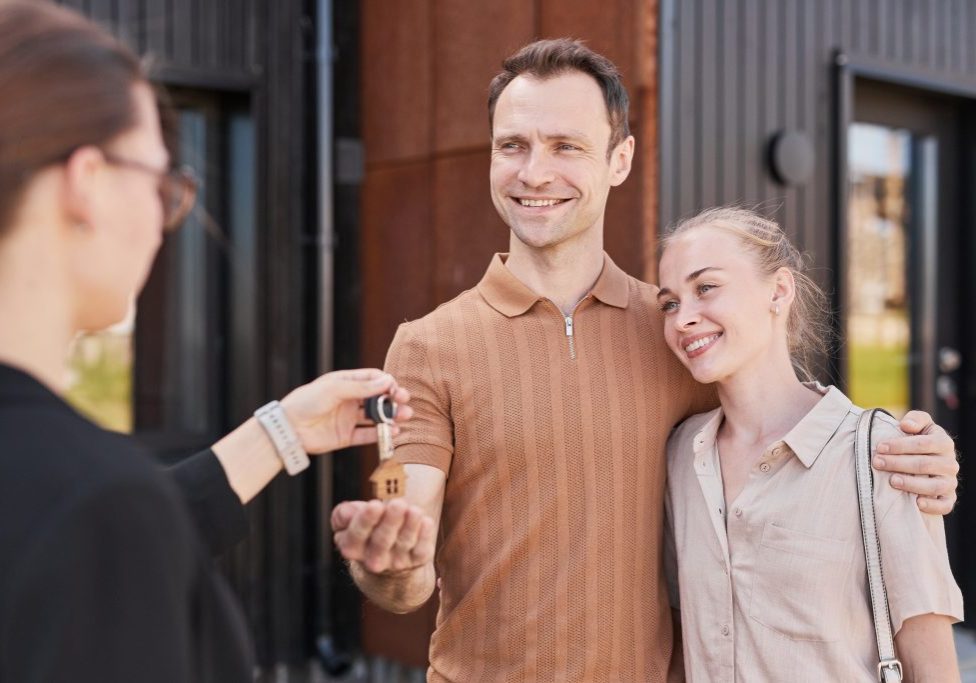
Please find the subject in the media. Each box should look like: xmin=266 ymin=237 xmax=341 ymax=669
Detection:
xmin=660 ymin=0 xmax=976 ymax=281
xmin=358 ymin=0 xmax=661 ymax=665
xmin=54 ymin=0 xmax=320 ymax=669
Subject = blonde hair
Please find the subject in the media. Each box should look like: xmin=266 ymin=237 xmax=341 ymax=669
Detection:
xmin=662 ymin=206 xmax=833 ymax=381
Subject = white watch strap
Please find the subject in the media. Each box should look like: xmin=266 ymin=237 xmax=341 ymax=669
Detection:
xmin=254 ymin=400 xmax=310 ymax=475
xmin=854 ymin=408 xmax=902 ymax=683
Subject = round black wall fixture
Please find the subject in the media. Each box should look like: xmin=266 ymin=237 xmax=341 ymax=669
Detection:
xmin=768 ymin=130 xmax=814 ymax=186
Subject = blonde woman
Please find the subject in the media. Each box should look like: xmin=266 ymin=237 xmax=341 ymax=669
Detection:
xmin=660 ymin=207 xmax=962 ymax=681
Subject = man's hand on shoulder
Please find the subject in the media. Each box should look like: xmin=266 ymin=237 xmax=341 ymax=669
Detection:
xmin=872 ymin=410 xmax=959 ymax=515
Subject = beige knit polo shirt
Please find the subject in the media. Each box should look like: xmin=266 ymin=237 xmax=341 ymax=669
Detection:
xmin=385 ymin=253 xmax=714 ymax=682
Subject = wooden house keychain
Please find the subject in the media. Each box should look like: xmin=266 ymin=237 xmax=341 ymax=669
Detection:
xmin=364 ymin=394 xmax=407 ymax=500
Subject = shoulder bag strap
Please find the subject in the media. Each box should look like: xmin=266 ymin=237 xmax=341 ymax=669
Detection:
xmin=854 ymin=407 xmax=903 ymax=683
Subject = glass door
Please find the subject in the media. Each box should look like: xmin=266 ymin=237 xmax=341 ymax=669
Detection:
xmin=845 ymin=80 xmax=962 ymax=436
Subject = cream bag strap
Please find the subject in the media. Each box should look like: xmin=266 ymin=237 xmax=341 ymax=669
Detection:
xmin=855 ymin=408 xmax=903 ymax=683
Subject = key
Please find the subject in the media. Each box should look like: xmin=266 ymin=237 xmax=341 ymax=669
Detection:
xmin=364 ymin=394 xmax=407 ymax=500
xmin=365 ymin=394 xmax=396 ymax=460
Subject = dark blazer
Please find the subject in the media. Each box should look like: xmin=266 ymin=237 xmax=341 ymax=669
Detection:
xmin=0 ymin=363 xmax=253 ymax=682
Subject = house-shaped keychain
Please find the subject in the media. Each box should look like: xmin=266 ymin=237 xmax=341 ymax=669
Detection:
xmin=370 ymin=458 xmax=407 ymax=501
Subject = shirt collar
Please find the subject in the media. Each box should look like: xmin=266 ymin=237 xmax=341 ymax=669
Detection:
xmin=781 ymin=384 xmax=853 ymax=468
xmin=689 ymin=384 xmax=853 ymax=469
xmin=476 ymin=252 xmax=630 ymax=318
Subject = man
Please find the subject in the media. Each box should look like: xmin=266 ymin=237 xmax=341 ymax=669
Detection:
xmin=332 ymin=39 xmax=960 ymax=681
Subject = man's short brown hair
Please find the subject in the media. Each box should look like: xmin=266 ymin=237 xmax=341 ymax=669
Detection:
xmin=488 ymin=38 xmax=631 ymax=155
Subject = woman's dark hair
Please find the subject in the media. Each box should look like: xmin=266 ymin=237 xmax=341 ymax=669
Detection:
xmin=0 ymin=1 xmax=146 ymax=232
xmin=488 ymin=38 xmax=631 ymax=156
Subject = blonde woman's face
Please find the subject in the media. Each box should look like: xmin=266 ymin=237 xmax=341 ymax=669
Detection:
xmin=657 ymin=227 xmax=782 ymax=384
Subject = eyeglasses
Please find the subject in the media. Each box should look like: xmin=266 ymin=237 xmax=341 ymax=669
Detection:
xmin=102 ymin=152 xmax=199 ymax=231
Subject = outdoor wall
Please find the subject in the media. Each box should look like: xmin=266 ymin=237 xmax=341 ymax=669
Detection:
xmin=659 ymin=0 xmax=976 ymax=284
xmin=358 ymin=0 xmax=661 ymax=665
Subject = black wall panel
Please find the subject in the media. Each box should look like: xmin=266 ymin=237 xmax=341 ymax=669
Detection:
xmin=57 ymin=0 xmax=260 ymax=80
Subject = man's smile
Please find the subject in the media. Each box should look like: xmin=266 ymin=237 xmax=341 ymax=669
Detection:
xmin=510 ymin=196 xmax=572 ymax=210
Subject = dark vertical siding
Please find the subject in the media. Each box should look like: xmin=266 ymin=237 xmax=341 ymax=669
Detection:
xmin=660 ymin=0 xmax=976 ymax=268
xmin=56 ymin=0 xmax=261 ymax=80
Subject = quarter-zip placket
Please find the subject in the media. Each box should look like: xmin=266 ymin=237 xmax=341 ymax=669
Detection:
xmin=565 ymin=315 xmax=576 ymax=359
xmin=562 ymin=296 xmax=589 ymax=360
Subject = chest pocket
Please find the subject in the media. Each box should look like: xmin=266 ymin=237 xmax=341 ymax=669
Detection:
xmin=749 ymin=522 xmax=855 ymax=642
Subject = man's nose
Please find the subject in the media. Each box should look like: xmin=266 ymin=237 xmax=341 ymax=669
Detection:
xmin=516 ymin=148 xmax=555 ymax=188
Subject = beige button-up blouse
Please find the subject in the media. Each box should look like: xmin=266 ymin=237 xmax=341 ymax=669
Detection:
xmin=664 ymin=385 xmax=963 ymax=682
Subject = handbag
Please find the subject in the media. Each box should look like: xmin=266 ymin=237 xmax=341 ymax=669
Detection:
xmin=854 ymin=408 xmax=903 ymax=683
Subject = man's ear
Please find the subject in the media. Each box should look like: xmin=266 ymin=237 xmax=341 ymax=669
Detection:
xmin=61 ymin=145 xmax=104 ymax=229
xmin=609 ymin=135 xmax=635 ymax=187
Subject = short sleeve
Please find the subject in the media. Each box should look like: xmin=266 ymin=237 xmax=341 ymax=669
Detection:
xmin=384 ymin=320 xmax=454 ymax=474
xmin=872 ymin=419 xmax=964 ymax=633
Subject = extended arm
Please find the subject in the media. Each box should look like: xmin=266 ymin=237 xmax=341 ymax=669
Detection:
xmin=331 ymin=463 xmax=444 ymax=613
xmin=211 ymin=369 xmax=412 ymax=504
xmin=166 ymin=369 xmax=411 ymax=555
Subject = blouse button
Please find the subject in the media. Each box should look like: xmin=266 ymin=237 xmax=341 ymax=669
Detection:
xmin=721 ymin=624 xmax=730 ymax=636
xmin=759 ymin=462 xmax=771 ymax=473
xmin=734 ymin=508 xmax=742 ymax=517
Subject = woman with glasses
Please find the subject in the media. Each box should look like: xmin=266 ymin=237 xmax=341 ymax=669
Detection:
xmin=0 ymin=3 xmax=427 ymax=681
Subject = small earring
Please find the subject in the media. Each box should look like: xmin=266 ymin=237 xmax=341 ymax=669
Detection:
xmin=771 ymin=303 xmax=781 ymax=316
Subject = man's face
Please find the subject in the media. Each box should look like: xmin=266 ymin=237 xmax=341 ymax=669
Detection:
xmin=489 ymin=71 xmax=633 ymax=252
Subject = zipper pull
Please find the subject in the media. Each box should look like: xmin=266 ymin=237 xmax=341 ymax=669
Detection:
xmin=565 ymin=316 xmax=576 ymax=360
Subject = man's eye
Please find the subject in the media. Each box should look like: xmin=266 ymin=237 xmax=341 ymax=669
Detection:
xmin=557 ymin=143 xmax=579 ymax=151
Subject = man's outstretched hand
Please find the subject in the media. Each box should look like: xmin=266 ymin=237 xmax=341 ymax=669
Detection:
xmin=331 ymin=498 xmax=436 ymax=574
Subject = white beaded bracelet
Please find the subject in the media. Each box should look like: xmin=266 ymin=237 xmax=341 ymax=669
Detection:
xmin=254 ymin=400 xmax=310 ymax=475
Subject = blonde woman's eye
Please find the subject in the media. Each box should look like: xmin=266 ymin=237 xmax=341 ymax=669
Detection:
xmin=698 ymin=283 xmax=716 ymax=295
xmin=660 ymin=300 xmax=678 ymax=313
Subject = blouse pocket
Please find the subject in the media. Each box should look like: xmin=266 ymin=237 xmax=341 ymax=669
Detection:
xmin=749 ymin=522 xmax=854 ymax=642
